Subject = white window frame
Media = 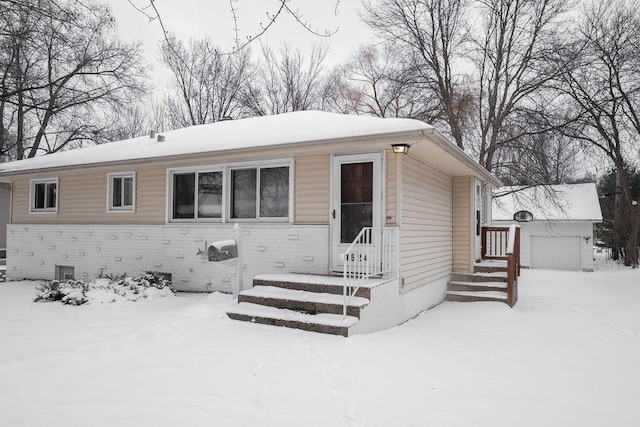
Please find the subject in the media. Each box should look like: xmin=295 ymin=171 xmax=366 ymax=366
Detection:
xmin=227 ymin=160 xmax=293 ymax=223
xmin=166 ymin=159 xmax=293 ymax=224
xmin=29 ymin=177 xmax=58 ymax=213
xmin=168 ymin=166 xmax=225 ymax=223
xmin=107 ymin=172 xmax=136 ymax=212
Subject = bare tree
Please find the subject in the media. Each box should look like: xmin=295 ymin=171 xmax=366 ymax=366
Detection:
xmin=243 ymin=43 xmax=327 ymax=116
xmin=0 ymin=0 xmax=149 ymax=161
xmin=559 ymin=0 xmax=640 ymax=267
xmin=361 ymin=0 xmax=472 ymax=148
xmin=322 ymin=44 xmax=440 ymax=120
xmin=128 ymin=0 xmax=338 ymax=54
xmin=495 ymin=128 xmax=582 ymax=185
xmin=472 ymin=0 xmax=569 ymax=172
xmin=160 ymin=35 xmax=253 ymax=127
xmin=363 ymin=0 xmax=573 ymax=175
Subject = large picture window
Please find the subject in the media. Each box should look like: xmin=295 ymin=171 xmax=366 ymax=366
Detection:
xmin=30 ymin=178 xmax=58 ymax=213
xmin=108 ymin=172 xmax=135 ymax=211
xmin=172 ymin=170 xmax=223 ymax=220
xmin=169 ymin=161 xmax=290 ymax=222
xmin=230 ymin=165 xmax=290 ymax=220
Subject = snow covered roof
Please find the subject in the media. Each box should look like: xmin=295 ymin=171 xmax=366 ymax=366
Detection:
xmin=0 ymin=111 xmax=433 ymax=174
xmin=493 ymin=183 xmax=603 ymax=222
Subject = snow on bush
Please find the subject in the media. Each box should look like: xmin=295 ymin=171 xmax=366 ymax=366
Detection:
xmin=34 ymin=273 xmax=174 ymax=305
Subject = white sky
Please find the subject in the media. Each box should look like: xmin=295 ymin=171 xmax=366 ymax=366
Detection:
xmin=109 ymin=0 xmax=374 ymax=87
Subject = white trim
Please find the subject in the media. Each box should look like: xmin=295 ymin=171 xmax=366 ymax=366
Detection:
xmin=29 ymin=177 xmax=58 ymax=214
xmin=330 ymin=152 xmax=384 ymax=272
xmin=168 ymin=167 xmax=224 ymax=223
xmin=106 ymin=171 xmax=136 ymax=213
xmin=166 ymin=158 xmax=293 ymax=224
xmin=227 ymin=160 xmax=293 ymax=223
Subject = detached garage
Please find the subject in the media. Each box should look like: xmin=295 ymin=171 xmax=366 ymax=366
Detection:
xmin=493 ymin=184 xmax=603 ymax=271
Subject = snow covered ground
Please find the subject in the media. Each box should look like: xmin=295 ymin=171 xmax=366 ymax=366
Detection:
xmin=1 ymin=262 xmax=639 ymax=427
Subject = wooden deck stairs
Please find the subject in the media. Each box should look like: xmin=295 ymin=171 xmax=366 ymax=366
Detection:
xmin=445 ymin=260 xmax=511 ymax=305
xmin=226 ymin=274 xmax=385 ymax=337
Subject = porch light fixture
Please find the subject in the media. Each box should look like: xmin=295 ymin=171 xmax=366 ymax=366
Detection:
xmin=392 ymin=143 xmax=410 ymax=154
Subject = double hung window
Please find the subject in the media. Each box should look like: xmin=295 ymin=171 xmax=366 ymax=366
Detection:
xmin=108 ymin=172 xmax=135 ymax=211
xmin=230 ymin=166 xmax=290 ymax=219
xmin=170 ymin=162 xmax=290 ymax=222
xmin=30 ymin=178 xmax=58 ymax=212
xmin=172 ymin=170 xmax=223 ymax=220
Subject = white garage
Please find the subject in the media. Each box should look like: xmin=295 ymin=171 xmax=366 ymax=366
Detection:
xmin=493 ymin=184 xmax=603 ymax=272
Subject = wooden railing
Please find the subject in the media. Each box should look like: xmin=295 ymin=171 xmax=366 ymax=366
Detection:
xmin=481 ymin=225 xmax=520 ymax=307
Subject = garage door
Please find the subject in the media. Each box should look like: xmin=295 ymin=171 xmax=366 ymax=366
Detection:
xmin=531 ymin=236 xmax=581 ymax=271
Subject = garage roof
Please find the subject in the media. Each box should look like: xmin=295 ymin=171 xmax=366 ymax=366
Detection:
xmin=493 ymin=183 xmax=603 ymax=222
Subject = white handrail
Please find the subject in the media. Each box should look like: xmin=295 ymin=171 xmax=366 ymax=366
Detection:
xmin=341 ymin=227 xmax=399 ymax=317
xmin=506 ymin=224 xmax=519 ymax=254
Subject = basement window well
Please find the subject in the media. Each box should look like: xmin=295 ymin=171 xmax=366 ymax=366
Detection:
xmin=55 ymin=265 xmax=75 ymax=281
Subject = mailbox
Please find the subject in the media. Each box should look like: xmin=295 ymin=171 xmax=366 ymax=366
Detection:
xmin=207 ymin=239 xmax=238 ymax=262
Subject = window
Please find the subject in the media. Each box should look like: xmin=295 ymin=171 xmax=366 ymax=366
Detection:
xmin=30 ymin=178 xmax=58 ymax=212
xmin=171 ymin=170 xmax=223 ymax=220
xmin=108 ymin=172 xmax=135 ymax=211
xmin=55 ymin=265 xmax=75 ymax=281
xmin=230 ymin=165 xmax=290 ymax=220
xmin=168 ymin=161 xmax=291 ymax=222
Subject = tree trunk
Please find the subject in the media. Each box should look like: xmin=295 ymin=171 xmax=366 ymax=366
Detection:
xmin=613 ymin=169 xmax=623 ymax=260
xmin=624 ymin=202 xmax=640 ymax=268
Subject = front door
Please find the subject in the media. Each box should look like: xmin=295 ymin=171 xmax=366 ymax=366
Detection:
xmin=331 ymin=153 xmax=382 ymax=272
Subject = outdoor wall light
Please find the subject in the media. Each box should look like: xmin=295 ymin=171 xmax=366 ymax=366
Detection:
xmin=392 ymin=143 xmax=410 ymax=154
xmin=584 ymin=236 xmax=591 ymax=244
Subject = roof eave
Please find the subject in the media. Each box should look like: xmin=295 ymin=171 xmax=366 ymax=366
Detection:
xmin=0 ymin=128 xmax=428 ymax=177
xmin=426 ymin=128 xmax=502 ymax=187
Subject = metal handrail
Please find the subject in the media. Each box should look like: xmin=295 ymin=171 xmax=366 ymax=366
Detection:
xmin=341 ymin=227 xmax=399 ymax=317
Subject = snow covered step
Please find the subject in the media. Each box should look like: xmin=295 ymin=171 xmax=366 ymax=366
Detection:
xmin=252 ymin=273 xmax=386 ymax=299
xmin=451 ymin=272 xmax=508 ymax=283
xmin=474 ymin=260 xmax=508 ymax=274
xmin=226 ymin=302 xmax=359 ymax=337
xmin=239 ymin=286 xmax=369 ymax=318
xmin=445 ymin=290 xmax=508 ymax=304
xmin=447 ymin=281 xmax=508 ymax=293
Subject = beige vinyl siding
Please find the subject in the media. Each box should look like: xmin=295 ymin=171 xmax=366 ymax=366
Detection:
xmin=452 ymin=176 xmax=474 ymax=273
xmin=400 ymin=155 xmax=453 ymax=291
xmin=0 ymin=189 xmax=10 ymax=246
xmin=11 ymin=165 xmax=167 ymax=225
xmin=135 ymin=166 xmax=168 ymax=222
xmin=10 ymin=150 xmax=337 ymax=226
xmin=294 ymin=156 xmax=330 ymax=224
xmin=385 ymin=150 xmax=397 ymax=225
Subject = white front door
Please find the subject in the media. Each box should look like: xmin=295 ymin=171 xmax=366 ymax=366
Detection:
xmin=331 ymin=153 xmax=383 ymax=272
xmin=474 ymin=179 xmax=483 ymax=261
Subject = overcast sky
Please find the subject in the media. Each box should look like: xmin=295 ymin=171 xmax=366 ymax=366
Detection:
xmin=110 ymin=0 xmax=373 ymax=87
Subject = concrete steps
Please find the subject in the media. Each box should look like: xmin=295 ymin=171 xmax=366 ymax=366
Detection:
xmin=226 ymin=274 xmax=381 ymax=336
xmin=227 ymin=303 xmax=359 ymax=337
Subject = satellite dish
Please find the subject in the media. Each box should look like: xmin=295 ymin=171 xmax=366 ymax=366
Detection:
xmin=513 ymin=210 xmax=533 ymax=222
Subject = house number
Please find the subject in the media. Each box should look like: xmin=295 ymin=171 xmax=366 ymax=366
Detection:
xmin=345 ymin=253 xmax=368 ymax=262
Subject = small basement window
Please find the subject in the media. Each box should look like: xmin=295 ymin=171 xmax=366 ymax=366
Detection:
xmin=55 ymin=265 xmax=75 ymax=281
